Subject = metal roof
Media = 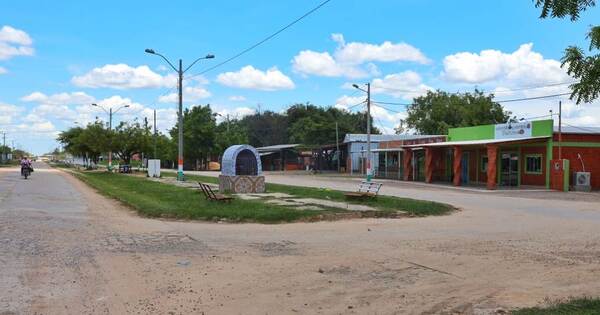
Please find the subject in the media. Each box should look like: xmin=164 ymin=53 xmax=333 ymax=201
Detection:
xmin=404 ymin=136 xmax=550 ymax=148
xmin=343 ymin=134 xmax=444 ymax=143
xmin=256 ymin=144 xmax=300 ymax=152
xmin=554 ymin=126 xmax=600 ymax=134
xmin=367 ymin=148 xmax=405 ymax=152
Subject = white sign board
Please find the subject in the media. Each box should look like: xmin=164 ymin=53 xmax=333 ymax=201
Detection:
xmin=494 ymin=121 xmax=532 ymax=139
xmin=147 ymin=159 xmax=161 ymax=178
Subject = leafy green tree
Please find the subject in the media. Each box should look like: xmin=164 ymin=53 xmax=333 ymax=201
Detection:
xmin=405 ymin=89 xmax=511 ymax=135
xmin=535 ymin=0 xmax=599 ymax=103
xmin=170 ymin=105 xmax=217 ymax=168
xmin=111 ymin=121 xmax=152 ymax=165
xmin=239 ymin=110 xmax=288 ymax=147
xmin=215 ymin=119 xmax=248 ymax=153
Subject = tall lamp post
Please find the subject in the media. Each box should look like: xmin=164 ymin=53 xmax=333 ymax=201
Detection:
xmin=352 ymin=83 xmax=372 ymax=181
xmin=144 ymin=48 xmax=215 ymax=181
xmin=92 ymin=103 xmax=130 ymax=171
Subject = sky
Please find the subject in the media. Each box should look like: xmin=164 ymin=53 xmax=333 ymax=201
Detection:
xmin=1 ymin=0 xmax=599 ymax=155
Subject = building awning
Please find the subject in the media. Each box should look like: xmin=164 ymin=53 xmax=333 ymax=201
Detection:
xmin=404 ymin=136 xmax=550 ymax=148
xmin=256 ymin=144 xmax=300 ymax=152
xmin=369 ymin=148 xmax=405 ymax=152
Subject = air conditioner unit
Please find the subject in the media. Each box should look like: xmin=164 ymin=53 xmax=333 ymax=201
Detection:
xmin=573 ymin=172 xmax=591 ymax=192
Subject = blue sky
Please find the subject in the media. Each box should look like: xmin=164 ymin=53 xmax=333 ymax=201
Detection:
xmin=1 ymin=0 xmax=599 ymax=154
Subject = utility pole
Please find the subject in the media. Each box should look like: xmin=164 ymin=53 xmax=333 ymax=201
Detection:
xmin=1 ymin=131 xmax=5 ymax=162
xmin=177 ymin=59 xmax=184 ymax=180
xmin=153 ymin=109 xmax=157 ymax=159
xmin=352 ymin=82 xmax=373 ymax=181
xmin=335 ymin=121 xmax=340 ymax=172
xmin=109 ymin=107 xmax=113 ymax=170
xmin=145 ymin=49 xmax=214 ymax=181
xmin=226 ymin=114 xmax=230 ymax=132
xmin=366 ymin=83 xmax=372 ymax=181
xmin=558 ymin=100 xmax=562 ymax=160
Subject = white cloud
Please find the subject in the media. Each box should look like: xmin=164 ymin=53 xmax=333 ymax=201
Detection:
xmin=442 ymin=43 xmax=571 ymax=85
xmin=334 ymin=95 xmax=366 ymax=111
xmin=228 ymin=95 xmax=246 ymax=102
xmin=21 ymin=91 xmax=95 ymax=105
xmin=0 ymin=102 xmax=22 ymax=124
xmin=72 ymin=64 xmax=176 ymax=89
xmin=158 ymin=86 xmax=211 ymax=103
xmin=0 ymin=25 xmax=34 ymax=60
xmin=292 ymin=33 xmax=428 ymax=78
xmin=217 ymin=65 xmax=295 ymax=91
xmin=371 ymin=71 xmax=433 ymax=99
xmin=0 ymin=67 xmax=7 ymax=74
xmin=332 ymin=33 xmax=430 ymax=65
xmin=292 ymin=50 xmax=366 ymax=78
xmin=215 ymin=107 xmax=255 ymax=122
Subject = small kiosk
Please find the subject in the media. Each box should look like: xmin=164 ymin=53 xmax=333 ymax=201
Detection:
xmin=219 ymin=145 xmax=266 ymax=193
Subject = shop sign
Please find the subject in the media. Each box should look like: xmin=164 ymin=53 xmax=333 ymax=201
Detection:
xmin=494 ymin=121 xmax=532 ymax=139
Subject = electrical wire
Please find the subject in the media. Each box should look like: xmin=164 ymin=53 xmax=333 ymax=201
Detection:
xmin=188 ymin=0 xmax=333 ymax=79
xmin=489 ymin=81 xmax=577 ymax=94
xmin=561 ymin=123 xmax=600 ymax=134
xmin=494 ymin=92 xmax=572 ymax=103
xmin=371 ymin=102 xmax=403 ymax=114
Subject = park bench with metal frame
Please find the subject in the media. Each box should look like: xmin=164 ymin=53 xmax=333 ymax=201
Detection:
xmin=198 ymin=182 xmax=234 ymax=202
xmin=344 ymin=181 xmax=383 ymax=199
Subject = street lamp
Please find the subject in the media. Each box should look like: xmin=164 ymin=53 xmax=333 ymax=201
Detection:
xmin=92 ymin=103 xmax=130 ymax=171
xmin=145 ymin=48 xmax=214 ymax=181
xmin=352 ymin=82 xmax=372 ymax=181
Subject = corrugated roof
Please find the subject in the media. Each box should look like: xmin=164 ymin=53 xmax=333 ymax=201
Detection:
xmin=554 ymin=126 xmax=600 ymax=134
xmin=404 ymin=136 xmax=550 ymax=148
xmin=343 ymin=134 xmax=444 ymax=143
xmin=256 ymin=144 xmax=300 ymax=152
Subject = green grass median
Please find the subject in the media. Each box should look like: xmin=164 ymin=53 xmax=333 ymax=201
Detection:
xmin=64 ymin=168 xmax=454 ymax=223
xmin=163 ymin=172 xmax=455 ymax=217
xmin=511 ymin=297 xmax=600 ymax=315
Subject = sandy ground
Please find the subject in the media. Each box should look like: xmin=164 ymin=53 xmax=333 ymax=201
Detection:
xmin=2 ymin=164 xmax=600 ymax=314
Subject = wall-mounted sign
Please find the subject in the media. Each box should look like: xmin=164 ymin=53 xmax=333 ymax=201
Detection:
xmin=494 ymin=121 xmax=532 ymax=139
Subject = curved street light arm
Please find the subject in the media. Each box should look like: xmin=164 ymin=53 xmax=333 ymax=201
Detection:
xmin=183 ymin=55 xmax=213 ymax=74
xmin=152 ymin=52 xmax=178 ymax=72
xmin=112 ymin=104 xmax=130 ymax=114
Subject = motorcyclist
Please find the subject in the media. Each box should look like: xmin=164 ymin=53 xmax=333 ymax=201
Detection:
xmin=20 ymin=156 xmax=32 ymax=176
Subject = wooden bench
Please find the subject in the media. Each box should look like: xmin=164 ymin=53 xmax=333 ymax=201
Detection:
xmin=344 ymin=181 xmax=383 ymax=198
xmin=198 ymin=182 xmax=234 ymax=202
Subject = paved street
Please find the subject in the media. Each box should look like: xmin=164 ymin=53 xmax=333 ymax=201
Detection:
xmin=2 ymin=164 xmax=600 ymax=314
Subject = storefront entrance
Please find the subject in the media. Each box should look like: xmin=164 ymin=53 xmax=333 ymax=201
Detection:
xmin=500 ymin=152 xmax=519 ymax=187
xmin=413 ymin=150 xmax=425 ymax=181
xmin=461 ymin=152 xmax=469 ymax=184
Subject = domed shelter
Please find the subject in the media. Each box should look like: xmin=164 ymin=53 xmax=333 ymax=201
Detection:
xmin=220 ymin=145 xmax=265 ymax=193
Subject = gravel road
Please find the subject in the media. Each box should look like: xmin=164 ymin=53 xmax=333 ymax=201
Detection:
xmin=2 ymin=164 xmax=600 ymax=314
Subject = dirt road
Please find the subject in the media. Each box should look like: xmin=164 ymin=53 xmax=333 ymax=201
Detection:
xmin=2 ymin=164 xmax=600 ymax=314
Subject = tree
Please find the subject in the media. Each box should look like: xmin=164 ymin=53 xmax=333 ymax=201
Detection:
xmin=170 ymin=105 xmax=217 ymax=168
xmin=535 ymin=0 xmax=600 ymax=103
xmin=111 ymin=121 xmax=152 ymax=165
xmin=215 ymin=119 xmax=248 ymax=153
xmin=405 ymin=89 xmax=511 ymax=135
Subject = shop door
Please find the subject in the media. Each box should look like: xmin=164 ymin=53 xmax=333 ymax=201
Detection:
xmin=500 ymin=152 xmax=519 ymax=187
xmin=461 ymin=152 xmax=469 ymax=184
xmin=413 ymin=151 xmax=425 ymax=181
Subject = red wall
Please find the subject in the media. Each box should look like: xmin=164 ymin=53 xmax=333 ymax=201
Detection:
xmin=521 ymin=146 xmax=546 ymax=186
xmin=556 ymin=147 xmax=600 ymax=189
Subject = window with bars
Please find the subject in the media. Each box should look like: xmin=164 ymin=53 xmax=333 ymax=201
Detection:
xmin=525 ymin=154 xmax=542 ymax=174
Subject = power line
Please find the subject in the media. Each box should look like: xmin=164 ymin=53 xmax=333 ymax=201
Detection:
xmin=371 ymin=102 xmax=403 ymax=114
xmin=372 ymin=100 xmax=411 ymax=106
xmin=494 ymin=92 xmax=572 ymax=103
xmin=188 ymin=0 xmax=333 ymax=79
xmin=490 ymin=81 xmax=577 ymax=94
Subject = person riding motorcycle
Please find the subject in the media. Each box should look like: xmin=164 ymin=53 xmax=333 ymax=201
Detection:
xmin=20 ymin=157 xmax=32 ymax=177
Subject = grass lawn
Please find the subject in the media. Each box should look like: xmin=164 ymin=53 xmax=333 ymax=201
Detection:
xmin=60 ymin=166 xmax=454 ymax=223
xmin=512 ymin=297 xmax=600 ymax=315
xmin=161 ymin=172 xmax=454 ymax=217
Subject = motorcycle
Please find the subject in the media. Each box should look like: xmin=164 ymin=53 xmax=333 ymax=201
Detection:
xmin=21 ymin=166 xmax=32 ymax=179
